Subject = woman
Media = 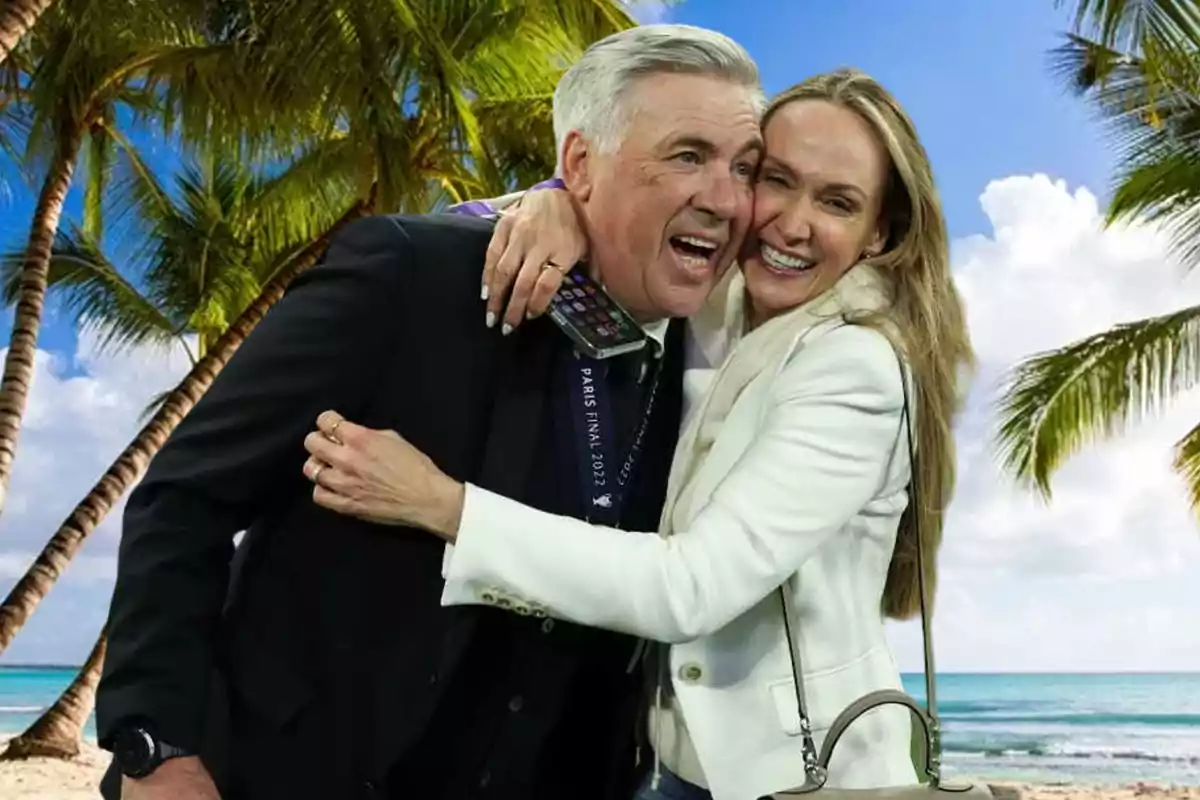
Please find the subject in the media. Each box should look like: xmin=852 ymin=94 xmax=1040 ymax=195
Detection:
xmin=303 ymin=69 xmax=974 ymax=800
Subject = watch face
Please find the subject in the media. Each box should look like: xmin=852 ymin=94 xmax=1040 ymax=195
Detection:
xmin=113 ymin=726 xmax=157 ymax=778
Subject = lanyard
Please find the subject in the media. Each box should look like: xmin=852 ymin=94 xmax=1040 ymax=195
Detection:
xmin=562 ymin=349 xmax=662 ymax=527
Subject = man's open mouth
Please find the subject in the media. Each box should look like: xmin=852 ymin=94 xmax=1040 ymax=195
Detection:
xmin=670 ymin=235 xmax=720 ymax=266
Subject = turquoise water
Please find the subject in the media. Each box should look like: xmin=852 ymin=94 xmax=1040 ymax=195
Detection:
xmin=0 ymin=666 xmax=98 ymax=739
xmin=1 ymin=668 xmax=1196 ymax=784
xmin=902 ymin=673 xmax=1200 ymax=784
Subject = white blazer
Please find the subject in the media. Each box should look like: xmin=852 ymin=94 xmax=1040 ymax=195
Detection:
xmin=441 ymin=319 xmax=917 ymax=800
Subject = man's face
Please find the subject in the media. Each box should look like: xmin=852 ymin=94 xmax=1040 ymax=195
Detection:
xmin=564 ymin=72 xmax=763 ymax=321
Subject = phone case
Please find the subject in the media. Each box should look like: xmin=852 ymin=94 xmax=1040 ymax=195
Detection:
xmin=548 ymin=271 xmax=648 ymax=360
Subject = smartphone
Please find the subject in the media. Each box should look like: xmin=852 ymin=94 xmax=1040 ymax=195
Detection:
xmin=547 ymin=269 xmax=648 ymax=360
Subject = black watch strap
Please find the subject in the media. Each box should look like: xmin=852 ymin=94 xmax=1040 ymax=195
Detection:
xmin=159 ymin=740 xmax=192 ymax=760
xmin=112 ymin=722 xmax=194 ymax=778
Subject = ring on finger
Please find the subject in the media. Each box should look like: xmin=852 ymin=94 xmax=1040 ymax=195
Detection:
xmin=541 ymin=261 xmax=569 ymax=274
xmin=311 ymin=463 xmax=325 ymax=484
xmin=327 ymin=419 xmax=342 ymax=443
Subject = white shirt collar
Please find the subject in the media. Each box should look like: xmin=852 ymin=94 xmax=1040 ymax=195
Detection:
xmin=642 ymin=318 xmax=670 ymax=358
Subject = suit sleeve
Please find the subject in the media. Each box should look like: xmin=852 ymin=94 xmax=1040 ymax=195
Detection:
xmin=443 ymin=325 xmax=907 ymax=644
xmin=96 ymin=215 xmax=412 ymax=751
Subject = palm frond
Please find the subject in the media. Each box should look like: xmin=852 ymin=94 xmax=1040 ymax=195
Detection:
xmin=147 ymin=41 xmax=324 ymax=161
xmin=82 ymin=121 xmax=116 ymax=241
xmin=473 ymin=93 xmax=557 ymax=194
xmin=0 ymin=224 xmax=178 ymax=354
xmin=1171 ymin=420 xmax=1200 ymax=512
xmin=995 ymin=303 xmax=1200 ymax=497
xmin=247 ymin=135 xmax=362 ymax=260
xmin=1050 ymin=31 xmax=1200 ymax=265
xmin=142 ymin=158 xmax=261 ymax=334
xmin=1059 ymin=0 xmax=1200 ymax=53
xmin=1049 ymin=33 xmax=1200 ymax=138
xmin=1105 ymin=138 xmax=1200 ymax=264
xmin=100 ymin=129 xmax=179 ymax=274
xmin=0 ymin=82 xmax=31 ymax=188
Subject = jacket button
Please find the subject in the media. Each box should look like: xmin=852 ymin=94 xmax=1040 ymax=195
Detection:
xmin=678 ymin=662 xmax=703 ymax=682
xmin=481 ymin=591 xmax=496 ymax=604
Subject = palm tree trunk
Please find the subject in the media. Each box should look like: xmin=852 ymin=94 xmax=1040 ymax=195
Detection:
xmin=0 ymin=0 xmax=54 ymax=66
xmin=0 ymin=130 xmax=82 ymax=516
xmin=0 ymin=198 xmax=371 ymax=658
xmin=0 ymin=632 xmax=105 ymax=760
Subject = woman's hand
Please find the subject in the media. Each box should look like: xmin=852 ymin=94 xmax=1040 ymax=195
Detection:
xmin=483 ymin=187 xmax=588 ymax=334
xmin=303 ymin=410 xmax=464 ymax=540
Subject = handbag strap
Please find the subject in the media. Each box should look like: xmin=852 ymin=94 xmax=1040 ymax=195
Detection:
xmin=778 ymin=334 xmax=944 ymax=786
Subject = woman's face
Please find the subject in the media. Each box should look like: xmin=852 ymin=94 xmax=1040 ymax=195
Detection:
xmin=740 ymin=99 xmax=891 ymax=326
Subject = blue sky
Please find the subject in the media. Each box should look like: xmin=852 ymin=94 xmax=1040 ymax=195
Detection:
xmin=1 ymin=0 xmax=1113 ymax=364
xmin=658 ymin=0 xmax=1114 ymax=237
xmin=2 ymin=1 xmax=1199 ymax=670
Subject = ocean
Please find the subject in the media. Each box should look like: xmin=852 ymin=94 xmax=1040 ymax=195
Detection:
xmin=0 ymin=669 xmax=1196 ymax=785
xmin=905 ymin=673 xmax=1200 ymax=785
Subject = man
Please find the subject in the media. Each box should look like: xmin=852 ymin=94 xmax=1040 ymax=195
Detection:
xmin=96 ymin=23 xmax=764 ymax=800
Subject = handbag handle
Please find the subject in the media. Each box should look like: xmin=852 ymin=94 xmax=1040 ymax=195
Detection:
xmin=778 ymin=333 xmax=946 ymax=788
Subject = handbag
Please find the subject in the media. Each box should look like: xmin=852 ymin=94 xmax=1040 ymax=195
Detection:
xmin=763 ymin=341 xmax=994 ymax=800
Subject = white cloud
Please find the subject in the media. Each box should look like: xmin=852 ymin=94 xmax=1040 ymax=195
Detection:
xmin=1 ymin=173 xmax=1198 ymax=671
xmin=887 ymin=174 xmax=1200 ymax=672
xmin=0 ymin=330 xmax=191 ymax=664
xmin=624 ymin=1 xmax=674 ymax=24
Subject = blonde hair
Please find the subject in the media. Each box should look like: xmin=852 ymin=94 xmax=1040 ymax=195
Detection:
xmin=763 ymin=69 xmax=976 ymax=620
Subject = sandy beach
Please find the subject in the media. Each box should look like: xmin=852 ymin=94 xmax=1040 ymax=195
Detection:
xmin=0 ymin=741 xmax=1197 ymax=800
xmin=0 ymin=736 xmax=108 ymax=799
xmin=1005 ymin=785 xmax=1200 ymax=800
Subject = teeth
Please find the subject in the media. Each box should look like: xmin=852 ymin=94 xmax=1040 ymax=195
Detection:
xmin=762 ymin=243 xmax=814 ymax=271
xmin=676 ymin=235 xmax=718 ymax=252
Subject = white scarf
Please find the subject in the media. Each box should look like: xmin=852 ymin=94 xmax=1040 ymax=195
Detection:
xmin=659 ymin=261 xmax=893 ymax=537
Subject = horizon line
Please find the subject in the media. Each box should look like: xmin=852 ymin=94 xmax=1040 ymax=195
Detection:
xmin=2 ymin=664 xmax=1198 ymax=675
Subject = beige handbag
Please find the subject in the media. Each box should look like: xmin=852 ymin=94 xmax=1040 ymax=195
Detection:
xmin=764 ymin=347 xmax=993 ymax=800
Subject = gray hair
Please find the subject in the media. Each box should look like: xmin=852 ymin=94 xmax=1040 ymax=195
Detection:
xmin=552 ymin=24 xmax=764 ymax=164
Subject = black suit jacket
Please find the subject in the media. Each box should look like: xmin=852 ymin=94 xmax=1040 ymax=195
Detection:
xmin=95 ymin=213 xmax=684 ymax=799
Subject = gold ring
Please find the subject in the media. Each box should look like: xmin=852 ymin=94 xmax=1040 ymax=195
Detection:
xmin=541 ymin=261 xmax=568 ymax=274
xmin=311 ymin=464 xmax=325 ymax=484
xmin=328 ymin=420 xmax=342 ymax=442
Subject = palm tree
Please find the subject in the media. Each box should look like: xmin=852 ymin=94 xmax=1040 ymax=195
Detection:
xmin=0 ymin=631 xmax=105 ymax=759
xmin=208 ymin=0 xmax=636 ymax=212
xmin=995 ymin=2 xmax=1200 ymax=503
xmin=0 ymin=147 xmax=367 ymax=759
xmin=0 ymin=0 xmax=639 ymax=759
xmin=0 ymin=142 xmax=363 ymax=642
xmin=0 ymin=0 xmax=635 ymax=663
xmin=0 ymin=0 xmax=54 ymax=67
xmin=0 ymin=0 xmax=221 ymax=518
xmin=1 ymin=45 xmax=30 ymax=201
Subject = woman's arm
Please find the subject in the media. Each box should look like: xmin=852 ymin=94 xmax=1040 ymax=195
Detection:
xmin=443 ymin=325 xmax=907 ymax=643
xmin=447 ymin=183 xmax=588 ymax=333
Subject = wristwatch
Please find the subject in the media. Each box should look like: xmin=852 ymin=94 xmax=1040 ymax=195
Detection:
xmin=111 ymin=722 xmax=194 ymax=778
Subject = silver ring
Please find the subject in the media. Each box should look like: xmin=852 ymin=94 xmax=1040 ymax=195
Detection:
xmin=311 ymin=464 xmax=325 ymax=484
